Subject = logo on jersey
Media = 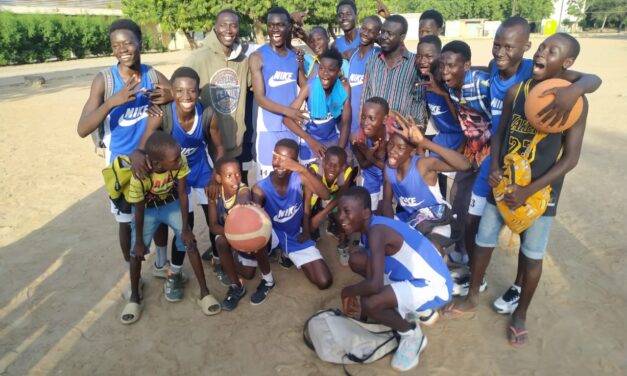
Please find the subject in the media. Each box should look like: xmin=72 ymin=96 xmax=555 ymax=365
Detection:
xmin=348 ymin=73 xmax=364 ymax=87
xmin=399 ymin=197 xmax=425 ymax=208
xmin=491 ymin=97 xmax=503 ymax=116
xmin=210 ymin=68 xmax=240 ymax=115
xmin=181 ymin=147 xmax=198 ymax=157
xmin=268 ymin=71 xmax=296 ymax=88
xmin=428 ymin=103 xmax=447 ymax=116
xmin=273 ymin=203 xmax=301 ymax=223
xmin=118 ymin=105 xmax=149 ymax=127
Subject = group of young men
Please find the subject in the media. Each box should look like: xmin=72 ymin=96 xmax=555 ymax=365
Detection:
xmin=77 ymin=1 xmax=600 ymax=372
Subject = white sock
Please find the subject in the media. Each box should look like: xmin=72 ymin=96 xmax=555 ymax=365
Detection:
xmin=512 ymin=284 xmax=521 ymax=291
xmin=262 ymin=272 xmax=274 ymax=285
xmin=170 ymin=263 xmax=182 ymax=274
xmin=155 ymin=245 xmax=167 ymax=268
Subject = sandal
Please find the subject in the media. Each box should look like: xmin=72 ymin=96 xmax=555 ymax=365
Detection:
xmin=508 ymin=325 xmax=528 ymax=348
xmin=197 ymin=294 xmax=221 ymax=316
xmin=120 ymin=302 xmax=143 ymax=325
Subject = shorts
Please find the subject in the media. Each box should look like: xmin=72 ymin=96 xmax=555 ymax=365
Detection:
xmin=475 ymin=202 xmax=554 ymax=260
xmin=255 ymin=130 xmax=299 ymax=180
xmin=394 ymin=214 xmax=451 ymax=238
xmin=470 ymin=156 xmax=492 ymax=201
xmin=111 ymin=201 xmax=132 ymax=223
xmin=468 ymin=192 xmax=487 ymax=216
xmin=389 ymin=280 xmax=450 ymax=319
xmin=370 ymin=190 xmax=383 ymax=211
xmin=272 ymin=229 xmax=322 ymax=268
xmin=130 ymin=200 xmax=187 ymax=256
xmin=187 ymin=187 xmax=208 ymax=213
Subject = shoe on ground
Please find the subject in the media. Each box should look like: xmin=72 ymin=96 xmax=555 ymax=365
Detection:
xmin=201 ymin=248 xmax=214 ymax=261
xmin=337 ymin=242 xmax=350 ymax=267
xmin=153 ymin=261 xmax=188 ymax=283
xmin=493 ymin=284 xmax=521 ymax=314
xmin=417 ymin=309 xmax=439 ymax=326
xmin=278 ymin=252 xmax=293 ymax=269
xmin=391 ymin=327 xmax=428 ymax=372
xmin=448 ymin=249 xmax=469 ymax=266
xmin=164 ymin=272 xmax=185 ymax=302
xmin=452 ymin=274 xmax=487 ymax=297
xmin=222 ymin=284 xmax=247 ymax=311
xmin=250 ymin=280 xmax=275 ymax=305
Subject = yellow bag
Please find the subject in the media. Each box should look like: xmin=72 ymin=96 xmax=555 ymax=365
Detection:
xmin=102 ymin=155 xmax=133 ymax=200
xmin=493 ymin=132 xmax=552 ymax=234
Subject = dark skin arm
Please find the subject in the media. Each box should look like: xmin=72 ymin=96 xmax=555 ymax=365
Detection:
xmin=300 ymin=186 xmax=312 ymax=242
xmin=310 ymin=168 xmax=357 ymax=228
xmin=273 ymin=152 xmax=331 ymax=200
xmin=417 ymin=71 xmax=459 ymax=120
xmin=354 ymin=139 xmax=386 ymax=170
xmin=252 ymin=184 xmax=266 ymax=207
xmin=130 ymin=114 xmax=161 ymax=178
xmin=504 ymin=98 xmax=588 ymax=209
xmin=208 ymin=111 xmax=225 ymax=161
xmin=207 ymin=199 xmax=225 ymax=236
xmin=381 ymin=170 xmax=395 ymax=219
xmin=283 ymin=86 xmax=327 ymax=159
xmin=133 ymin=201 xmax=147 ymax=261
xmin=337 ymin=81 xmax=352 ymax=148
xmin=177 ymin=175 xmax=196 ymax=248
xmin=341 ymin=225 xmax=388 ymax=298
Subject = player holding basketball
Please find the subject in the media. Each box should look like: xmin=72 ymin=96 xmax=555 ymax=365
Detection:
xmin=252 ymin=139 xmax=333 ymax=299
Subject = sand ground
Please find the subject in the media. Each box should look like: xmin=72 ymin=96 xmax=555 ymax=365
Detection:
xmin=0 ymin=36 xmax=626 ymax=375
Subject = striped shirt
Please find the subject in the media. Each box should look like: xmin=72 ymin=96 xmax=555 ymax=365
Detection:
xmin=361 ymin=48 xmax=426 ymax=124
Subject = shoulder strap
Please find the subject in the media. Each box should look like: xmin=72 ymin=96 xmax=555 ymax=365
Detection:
xmin=146 ymin=65 xmax=159 ymax=86
xmin=201 ymin=106 xmax=215 ymax=141
xmin=302 ymin=309 xmax=342 ymax=351
xmin=101 ymin=68 xmax=115 ymax=101
xmin=162 ymin=103 xmax=174 ymax=134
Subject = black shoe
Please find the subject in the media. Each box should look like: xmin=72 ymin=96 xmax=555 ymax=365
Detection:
xmin=201 ymin=248 xmax=213 ymax=261
xmin=278 ymin=252 xmax=293 ymax=269
xmin=250 ymin=280 xmax=275 ymax=305
xmin=222 ymin=284 xmax=247 ymax=311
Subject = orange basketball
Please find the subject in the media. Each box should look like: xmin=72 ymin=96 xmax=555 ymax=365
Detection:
xmin=224 ymin=205 xmax=272 ymax=253
xmin=524 ymin=78 xmax=583 ymax=133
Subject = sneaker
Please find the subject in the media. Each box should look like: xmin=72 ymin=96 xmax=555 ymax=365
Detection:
xmin=391 ymin=327 xmax=428 ymax=372
xmin=250 ymin=280 xmax=275 ymax=305
xmin=278 ymin=252 xmax=293 ymax=269
xmin=214 ymin=268 xmax=231 ymax=287
xmin=493 ymin=284 xmax=521 ymax=314
xmin=337 ymin=242 xmax=350 ymax=267
xmin=417 ymin=309 xmax=439 ymax=326
xmin=222 ymin=284 xmax=247 ymax=311
xmin=164 ymin=272 xmax=185 ymax=302
xmin=153 ymin=261 xmax=188 ymax=283
xmin=201 ymin=248 xmax=214 ymax=261
xmin=452 ymin=274 xmax=488 ymax=297
xmin=448 ymin=249 xmax=469 ymax=266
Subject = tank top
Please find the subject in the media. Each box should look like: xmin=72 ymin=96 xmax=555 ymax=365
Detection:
xmin=361 ymin=137 xmax=385 ymax=194
xmin=348 ymin=47 xmax=379 ymax=134
xmin=335 ymin=30 xmax=361 ymax=53
xmin=494 ymin=79 xmax=566 ymax=216
xmin=490 ymin=58 xmax=533 ymax=133
xmin=426 ymin=91 xmax=463 ymax=150
xmin=216 ymin=184 xmax=249 ymax=226
xmin=258 ymin=45 xmax=299 ymax=132
xmin=386 ymin=155 xmax=444 ymax=219
xmin=170 ymin=101 xmax=213 ymax=188
xmin=103 ymin=64 xmax=155 ymax=164
xmin=304 ymin=77 xmax=340 ymax=142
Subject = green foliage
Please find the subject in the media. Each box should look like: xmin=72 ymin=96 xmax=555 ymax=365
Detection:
xmin=0 ymin=12 xmax=160 ymax=66
xmin=395 ymin=0 xmax=552 ymax=21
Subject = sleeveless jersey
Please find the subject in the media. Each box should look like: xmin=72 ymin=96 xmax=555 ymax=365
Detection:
xmin=256 ymin=45 xmax=299 ymax=133
xmin=309 ymin=162 xmax=353 ymax=206
xmin=103 ymin=64 xmax=155 ymax=164
xmin=490 ymin=58 xmax=533 ymax=133
xmin=335 ymin=30 xmax=361 ymax=54
xmin=361 ymin=137 xmax=384 ymax=194
xmin=216 ymin=184 xmax=249 ymax=226
xmin=348 ymin=47 xmax=379 ymax=134
xmin=385 ymin=155 xmax=444 ymax=221
xmin=426 ymin=91 xmax=463 ymax=151
xmin=170 ymin=101 xmax=213 ymax=188
xmin=304 ymin=76 xmax=341 ymax=143
xmin=364 ymin=216 xmax=452 ymax=308
xmin=257 ymin=173 xmax=316 ymax=253
xmin=491 ymin=79 xmax=566 ymax=216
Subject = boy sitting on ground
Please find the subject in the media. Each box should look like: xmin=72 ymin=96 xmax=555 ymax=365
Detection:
xmin=121 ymin=131 xmax=220 ymax=324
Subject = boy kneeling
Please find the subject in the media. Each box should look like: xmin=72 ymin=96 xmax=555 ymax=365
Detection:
xmin=121 ymin=131 xmax=220 ymax=324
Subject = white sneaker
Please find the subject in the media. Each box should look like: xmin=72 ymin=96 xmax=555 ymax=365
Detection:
xmin=452 ymin=274 xmax=487 ymax=297
xmin=391 ymin=327 xmax=428 ymax=372
xmin=337 ymin=244 xmax=350 ymax=267
xmin=493 ymin=284 xmax=521 ymax=314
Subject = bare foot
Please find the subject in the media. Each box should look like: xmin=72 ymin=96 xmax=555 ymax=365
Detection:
xmin=508 ymin=315 xmax=528 ymax=347
xmin=441 ymin=295 xmax=477 ymax=318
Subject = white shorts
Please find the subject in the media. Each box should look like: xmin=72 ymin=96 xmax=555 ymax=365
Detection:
xmin=468 ymin=192 xmax=487 ymax=217
xmin=215 ymin=233 xmax=272 ymax=268
xmin=370 ymin=190 xmax=383 ymax=211
xmin=287 ymin=246 xmax=323 ymax=269
xmin=187 ymin=187 xmax=208 ymax=212
xmin=389 ymin=280 xmax=449 ymax=319
xmin=110 ymin=201 xmax=132 ymax=223
xmin=393 ymin=215 xmax=451 ymax=239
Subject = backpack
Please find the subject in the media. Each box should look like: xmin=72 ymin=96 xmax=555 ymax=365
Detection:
xmin=303 ymin=309 xmax=399 ymax=372
xmin=101 ymin=155 xmax=135 ymax=214
xmin=90 ymin=65 xmax=159 ymax=153
xmin=493 ymin=131 xmax=552 ymax=235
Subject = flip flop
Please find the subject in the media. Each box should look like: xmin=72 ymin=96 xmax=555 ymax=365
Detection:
xmin=120 ymin=302 xmax=143 ymax=325
xmin=441 ymin=303 xmax=476 ymax=318
xmin=197 ymin=294 xmax=221 ymax=316
xmin=508 ymin=325 xmax=528 ymax=348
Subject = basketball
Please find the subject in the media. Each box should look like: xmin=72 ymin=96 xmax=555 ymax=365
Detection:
xmin=524 ymin=78 xmax=584 ymax=133
xmin=224 ymin=205 xmax=272 ymax=253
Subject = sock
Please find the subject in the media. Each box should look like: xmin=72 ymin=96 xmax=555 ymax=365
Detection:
xmin=170 ymin=263 xmax=183 ymax=274
xmin=155 ymin=245 xmax=167 ymax=268
xmin=262 ymin=272 xmax=274 ymax=285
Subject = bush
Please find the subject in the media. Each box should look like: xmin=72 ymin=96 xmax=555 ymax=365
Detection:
xmin=0 ymin=12 xmax=162 ymax=65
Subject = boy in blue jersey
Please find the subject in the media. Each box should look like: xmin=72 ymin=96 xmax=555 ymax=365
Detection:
xmin=130 ymin=67 xmax=226 ymax=291
xmin=339 ymin=186 xmax=453 ymax=372
xmin=249 ymin=7 xmax=308 ymax=180
xmin=352 ymin=97 xmax=390 ymax=212
xmin=252 ymin=139 xmax=334 ymax=296
xmin=382 ymin=112 xmax=470 ymax=254
xmin=332 ymin=0 xmax=360 ymax=55
xmin=122 ymin=132 xmax=220 ymax=324
xmin=77 ymin=19 xmax=171 ymax=295
xmin=284 ymin=48 xmax=351 ymax=164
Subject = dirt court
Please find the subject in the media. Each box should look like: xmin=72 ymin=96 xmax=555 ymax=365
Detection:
xmin=0 ymin=36 xmax=625 ymax=375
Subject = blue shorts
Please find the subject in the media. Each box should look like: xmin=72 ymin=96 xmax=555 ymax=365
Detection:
xmin=130 ymin=200 xmax=187 ymax=256
xmin=475 ymin=202 xmax=554 ymax=260
xmin=471 ymin=155 xmax=492 ymax=198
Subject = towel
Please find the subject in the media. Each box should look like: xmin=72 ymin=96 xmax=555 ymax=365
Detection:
xmin=309 ymin=77 xmax=348 ymax=119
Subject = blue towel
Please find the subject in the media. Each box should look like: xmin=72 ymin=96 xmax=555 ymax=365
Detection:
xmin=309 ymin=77 xmax=348 ymax=119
